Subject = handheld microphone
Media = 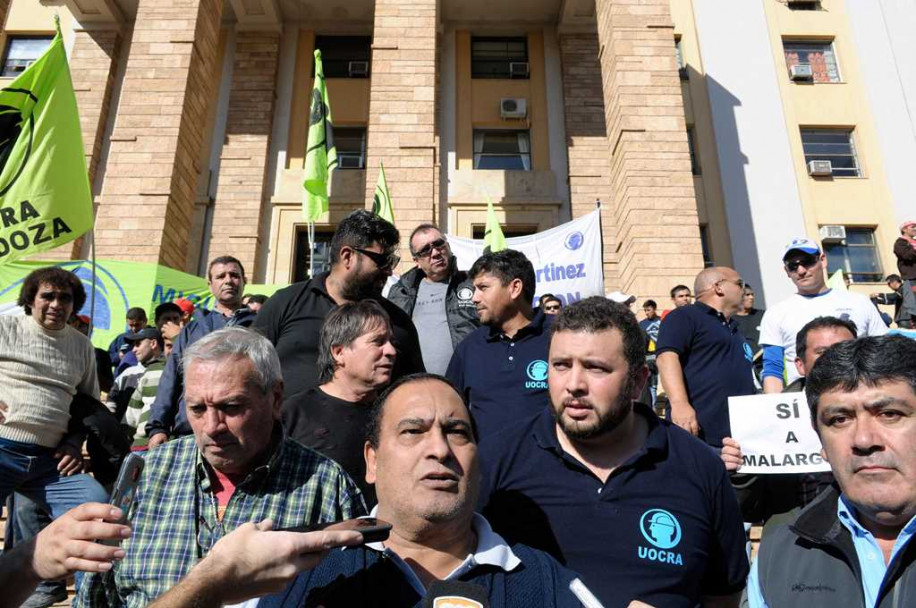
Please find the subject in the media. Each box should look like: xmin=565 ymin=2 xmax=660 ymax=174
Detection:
xmin=423 ymin=580 xmax=490 ymax=608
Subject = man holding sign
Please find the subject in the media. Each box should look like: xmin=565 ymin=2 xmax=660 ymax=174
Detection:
xmin=748 ymin=335 xmax=916 ymax=608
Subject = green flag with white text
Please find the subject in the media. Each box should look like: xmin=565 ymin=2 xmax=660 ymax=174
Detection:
xmin=372 ymin=161 xmax=395 ymax=224
xmin=0 ymin=25 xmax=93 ymax=265
xmin=302 ymin=49 xmax=337 ymax=222
xmin=483 ymin=196 xmax=507 ymax=254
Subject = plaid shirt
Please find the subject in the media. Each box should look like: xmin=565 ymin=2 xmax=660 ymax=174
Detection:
xmin=75 ymin=431 xmax=366 ymax=608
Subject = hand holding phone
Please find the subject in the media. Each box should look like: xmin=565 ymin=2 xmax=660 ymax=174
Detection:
xmin=277 ymin=517 xmax=393 ymax=544
xmin=101 ymin=453 xmax=144 ymax=545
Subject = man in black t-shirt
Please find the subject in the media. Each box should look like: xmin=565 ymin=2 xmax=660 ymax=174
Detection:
xmin=284 ymin=301 xmax=396 ymax=506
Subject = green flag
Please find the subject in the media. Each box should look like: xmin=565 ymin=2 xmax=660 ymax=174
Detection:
xmin=0 ymin=24 xmax=93 ymax=265
xmin=302 ymin=49 xmax=337 ymax=222
xmin=483 ymin=196 xmax=507 ymax=254
xmin=372 ymin=162 xmax=395 ymax=224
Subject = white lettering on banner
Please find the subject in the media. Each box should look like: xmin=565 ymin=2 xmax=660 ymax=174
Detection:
xmin=448 ymin=210 xmax=605 ymax=304
xmin=728 ymin=392 xmax=832 ymax=474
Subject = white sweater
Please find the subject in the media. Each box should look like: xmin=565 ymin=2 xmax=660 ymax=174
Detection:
xmin=0 ymin=315 xmax=99 ymax=448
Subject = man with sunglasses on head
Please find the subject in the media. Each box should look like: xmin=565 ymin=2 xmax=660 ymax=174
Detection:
xmin=759 ymin=238 xmax=886 ymax=394
xmin=254 ymin=210 xmax=424 ymax=422
xmin=387 ymin=224 xmax=478 ymax=375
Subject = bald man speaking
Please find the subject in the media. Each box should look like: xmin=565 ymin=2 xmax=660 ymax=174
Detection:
xmin=656 ymin=267 xmax=756 ymax=449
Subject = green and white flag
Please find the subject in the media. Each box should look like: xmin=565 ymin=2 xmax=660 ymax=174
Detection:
xmin=302 ymin=49 xmax=337 ymax=222
xmin=372 ymin=161 xmax=395 ymax=224
xmin=483 ymin=195 xmax=507 ymax=254
xmin=0 ymin=23 xmax=93 ymax=265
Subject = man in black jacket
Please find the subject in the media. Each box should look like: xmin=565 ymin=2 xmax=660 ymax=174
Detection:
xmin=387 ymin=224 xmax=478 ymax=374
xmin=748 ymin=335 xmax=916 ymax=608
xmin=253 ymin=210 xmax=424 ymax=424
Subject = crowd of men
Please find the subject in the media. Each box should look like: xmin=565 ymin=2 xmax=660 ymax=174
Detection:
xmin=1 ymin=210 xmax=915 ymax=608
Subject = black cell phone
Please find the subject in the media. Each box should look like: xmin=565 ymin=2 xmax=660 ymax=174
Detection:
xmin=101 ymin=453 xmax=144 ymax=545
xmin=278 ymin=517 xmax=393 ymax=544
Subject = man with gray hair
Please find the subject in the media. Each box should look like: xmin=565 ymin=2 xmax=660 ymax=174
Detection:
xmin=284 ymin=300 xmax=397 ymax=505
xmin=76 ymin=327 xmax=366 ymax=607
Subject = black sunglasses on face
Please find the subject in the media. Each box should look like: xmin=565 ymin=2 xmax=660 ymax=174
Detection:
xmin=353 ymin=247 xmax=400 ymax=270
xmin=414 ymin=238 xmax=448 ymax=259
xmin=785 ymin=255 xmax=819 ymax=273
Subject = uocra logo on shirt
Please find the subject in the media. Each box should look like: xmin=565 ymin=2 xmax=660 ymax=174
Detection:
xmin=638 ymin=508 xmax=684 ymax=566
xmin=525 ymin=359 xmax=548 ymax=389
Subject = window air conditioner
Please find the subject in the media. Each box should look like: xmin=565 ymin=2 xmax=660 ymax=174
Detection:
xmin=348 ymin=61 xmax=369 ymax=77
xmin=509 ymin=62 xmax=529 ymax=79
xmin=807 ymin=160 xmax=833 ymax=176
xmin=500 ymin=97 xmax=528 ymax=119
xmin=789 ymin=64 xmax=814 ymax=82
xmin=819 ymin=225 xmax=847 ymax=243
xmin=338 ymin=155 xmax=364 ymax=169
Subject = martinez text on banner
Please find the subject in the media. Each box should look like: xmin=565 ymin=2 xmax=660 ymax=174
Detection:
xmin=728 ymin=392 xmax=831 ymax=474
xmin=0 ymin=24 xmax=93 ymax=265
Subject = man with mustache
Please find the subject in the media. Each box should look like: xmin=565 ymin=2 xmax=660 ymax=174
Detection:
xmin=253 ymin=210 xmax=424 ymax=424
xmin=479 ymin=297 xmax=749 ymax=608
xmin=388 ymin=224 xmax=479 ymax=375
xmin=147 ymin=255 xmax=257 ymax=447
xmin=445 ymin=249 xmax=552 ymax=438
xmin=748 ymin=335 xmax=916 ymax=608
xmin=257 ymin=373 xmax=599 ymax=608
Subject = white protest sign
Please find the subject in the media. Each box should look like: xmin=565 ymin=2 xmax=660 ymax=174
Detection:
xmin=447 ymin=210 xmax=605 ymax=306
xmin=728 ymin=392 xmax=831 ymax=474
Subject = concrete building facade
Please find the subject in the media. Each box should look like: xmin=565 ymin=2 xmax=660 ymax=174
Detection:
xmin=1 ymin=0 xmax=913 ymax=308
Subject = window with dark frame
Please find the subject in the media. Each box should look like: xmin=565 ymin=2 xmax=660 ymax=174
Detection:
xmin=824 ymin=228 xmax=883 ymax=283
xmin=471 ymin=225 xmax=537 ymax=240
xmin=801 ymin=128 xmax=860 ymax=177
xmin=783 ymin=40 xmax=840 ymax=83
xmin=335 ymin=127 xmax=367 ymax=170
xmin=687 ymin=128 xmax=700 ymax=176
xmin=313 ymin=36 xmax=371 ymax=79
xmin=473 ymin=130 xmax=531 ymax=170
xmin=471 ymin=37 xmax=529 ymax=79
xmin=675 ymin=36 xmax=687 ymax=80
xmin=1 ymin=35 xmax=53 ymax=78
xmin=294 ymin=228 xmax=335 ymax=281
xmin=699 ymin=225 xmax=713 ymax=268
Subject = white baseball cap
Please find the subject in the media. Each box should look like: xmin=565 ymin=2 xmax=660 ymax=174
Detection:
xmin=782 ymin=237 xmax=821 ymax=260
xmin=606 ymin=291 xmax=636 ymax=305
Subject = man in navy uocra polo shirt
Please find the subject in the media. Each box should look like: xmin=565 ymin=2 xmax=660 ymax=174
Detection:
xmin=478 ymin=297 xmax=748 ymax=608
xmin=656 ymin=266 xmax=756 ymax=449
xmin=446 ymin=249 xmax=551 ymax=438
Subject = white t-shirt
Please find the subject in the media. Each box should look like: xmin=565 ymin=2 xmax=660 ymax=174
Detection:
xmin=759 ymin=289 xmax=888 ymax=384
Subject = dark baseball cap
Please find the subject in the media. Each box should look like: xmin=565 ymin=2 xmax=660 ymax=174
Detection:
xmin=125 ymin=327 xmax=162 ymax=342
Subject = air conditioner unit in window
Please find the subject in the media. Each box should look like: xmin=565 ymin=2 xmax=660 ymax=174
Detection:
xmin=338 ymin=155 xmax=364 ymax=169
xmin=500 ymin=97 xmax=528 ymax=119
xmin=509 ymin=62 xmax=529 ymax=78
xmin=789 ymin=64 xmax=814 ymax=82
xmin=819 ymin=225 xmax=847 ymax=243
xmin=807 ymin=160 xmax=833 ymax=176
xmin=348 ymin=61 xmax=369 ymax=77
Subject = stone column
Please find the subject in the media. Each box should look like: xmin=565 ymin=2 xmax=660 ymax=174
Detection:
xmin=559 ymin=32 xmax=618 ymax=288
xmin=93 ymin=0 xmax=224 ymax=269
xmin=595 ymin=0 xmax=704 ymax=301
xmin=364 ymin=0 xmax=438 ymax=261
xmin=208 ymin=30 xmax=280 ymax=276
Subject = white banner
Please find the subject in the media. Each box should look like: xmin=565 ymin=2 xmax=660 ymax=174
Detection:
xmin=447 ymin=210 xmax=605 ymax=306
xmin=728 ymin=392 xmax=831 ymax=474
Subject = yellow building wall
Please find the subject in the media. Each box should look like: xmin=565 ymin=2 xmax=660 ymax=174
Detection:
xmin=764 ymin=0 xmax=900 ymax=291
xmin=669 ymin=0 xmax=733 ymax=269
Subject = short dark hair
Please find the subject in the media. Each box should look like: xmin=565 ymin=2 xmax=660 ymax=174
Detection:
xmin=317 ymin=300 xmax=392 ymax=384
xmin=329 ymin=209 xmax=400 ymax=265
xmin=468 ymin=249 xmax=536 ymax=304
xmin=18 ymin=267 xmax=86 ymax=315
xmin=886 ymin=274 xmax=902 ymax=283
xmin=207 ymin=255 xmax=246 ymax=281
xmin=366 ymin=373 xmax=476 ymax=449
xmin=550 ymin=297 xmax=646 ymax=378
xmin=538 ymin=293 xmax=556 ymax=306
xmin=154 ymin=302 xmax=181 ymax=324
xmin=408 ymin=223 xmax=441 ymax=255
xmin=543 ymin=296 xmax=561 ymax=307
xmin=795 ymin=316 xmax=858 ymax=363
xmin=806 ymin=335 xmax=916 ymax=425
xmin=670 ymin=285 xmax=690 ymax=298
xmin=126 ymin=307 xmax=147 ymax=322
xmin=643 ymin=299 xmax=657 ymax=309
xmin=244 ymin=294 xmax=268 ymax=306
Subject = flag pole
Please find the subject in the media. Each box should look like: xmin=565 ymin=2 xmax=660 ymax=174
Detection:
xmin=88 ymin=228 xmax=96 ymax=336
xmin=308 ymin=222 xmax=315 ymax=279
